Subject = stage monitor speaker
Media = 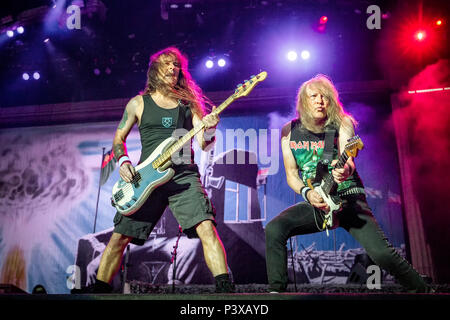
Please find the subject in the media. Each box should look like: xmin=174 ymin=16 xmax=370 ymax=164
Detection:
xmin=0 ymin=283 xmax=28 ymax=294
xmin=346 ymin=253 xmax=376 ymax=284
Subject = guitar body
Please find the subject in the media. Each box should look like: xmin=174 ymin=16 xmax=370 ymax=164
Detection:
xmin=111 ymin=137 xmax=176 ymax=216
xmin=307 ymin=134 xmax=364 ymax=231
xmin=309 ymin=161 xmax=342 ymax=228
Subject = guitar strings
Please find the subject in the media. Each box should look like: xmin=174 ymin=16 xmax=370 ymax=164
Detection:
xmin=113 ymin=76 xmax=262 ymax=208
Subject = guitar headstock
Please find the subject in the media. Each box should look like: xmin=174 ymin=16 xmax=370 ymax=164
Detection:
xmin=233 ymin=71 xmax=268 ymax=99
xmin=344 ymin=135 xmax=364 ymax=157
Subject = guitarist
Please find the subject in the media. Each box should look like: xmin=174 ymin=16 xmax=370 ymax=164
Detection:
xmin=85 ymin=47 xmax=233 ymax=293
xmin=264 ymin=74 xmax=429 ymax=293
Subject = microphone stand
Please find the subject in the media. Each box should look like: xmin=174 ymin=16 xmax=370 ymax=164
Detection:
xmin=93 ymin=147 xmax=105 ymax=233
xmin=171 ymin=225 xmax=183 ymax=293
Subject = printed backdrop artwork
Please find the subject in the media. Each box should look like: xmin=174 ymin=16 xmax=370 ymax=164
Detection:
xmin=0 ymin=100 xmax=406 ymax=293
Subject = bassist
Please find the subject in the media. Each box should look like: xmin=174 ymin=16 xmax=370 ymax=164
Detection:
xmin=83 ymin=47 xmax=234 ymax=293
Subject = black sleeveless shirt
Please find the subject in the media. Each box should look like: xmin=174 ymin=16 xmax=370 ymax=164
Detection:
xmin=138 ymin=94 xmax=194 ymax=165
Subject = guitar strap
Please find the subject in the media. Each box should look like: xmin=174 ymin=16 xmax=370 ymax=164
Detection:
xmin=176 ymin=103 xmax=194 ymax=131
xmin=321 ymin=126 xmax=336 ymax=166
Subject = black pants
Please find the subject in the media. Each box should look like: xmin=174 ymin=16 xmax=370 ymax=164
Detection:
xmin=265 ymin=194 xmax=427 ymax=292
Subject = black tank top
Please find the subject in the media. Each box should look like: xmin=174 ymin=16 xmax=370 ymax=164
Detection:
xmin=138 ymin=94 xmax=194 ymax=164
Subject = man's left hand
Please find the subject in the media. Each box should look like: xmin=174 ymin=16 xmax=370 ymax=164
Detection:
xmin=331 ymin=158 xmax=354 ymax=184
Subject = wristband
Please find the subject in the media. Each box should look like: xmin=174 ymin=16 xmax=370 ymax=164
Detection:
xmin=118 ymin=155 xmax=131 ymax=167
xmin=300 ymin=186 xmax=311 ymax=202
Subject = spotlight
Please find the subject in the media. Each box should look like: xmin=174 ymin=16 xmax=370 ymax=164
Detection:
xmin=319 ymin=16 xmax=328 ymax=24
xmin=22 ymin=73 xmax=30 ymax=80
xmin=205 ymin=59 xmax=214 ymax=69
xmin=184 ymin=4 xmax=192 ymax=8
xmin=436 ymin=19 xmax=443 ymax=26
xmin=33 ymin=72 xmax=40 ymax=80
xmin=415 ymin=30 xmax=425 ymax=41
xmin=105 ymin=67 xmax=112 ymax=75
xmin=44 ymin=38 xmax=50 ymax=43
xmin=170 ymin=4 xmax=178 ymax=9
xmin=217 ymin=58 xmax=226 ymax=67
xmin=286 ymin=50 xmax=298 ymax=61
xmin=6 ymin=30 xmax=14 ymax=37
xmin=301 ymin=50 xmax=310 ymax=60
xmin=17 ymin=26 xmax=24 ymax=34
xmin=93 ymin=68 xmax=101 ymax=76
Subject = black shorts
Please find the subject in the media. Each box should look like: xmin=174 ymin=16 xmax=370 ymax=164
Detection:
xmin=113 ymin=164 xmax=216 ymax=245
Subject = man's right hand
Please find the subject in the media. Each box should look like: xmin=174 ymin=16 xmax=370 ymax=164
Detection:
xmin=306 ymin=189 xmax=330 ymax=212
xmin=119 ymin=163 xmax=136 ymax=183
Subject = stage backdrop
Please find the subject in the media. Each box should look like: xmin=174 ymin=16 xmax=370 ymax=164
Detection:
xmin=0 ymin=96 xmax=406 ymax=293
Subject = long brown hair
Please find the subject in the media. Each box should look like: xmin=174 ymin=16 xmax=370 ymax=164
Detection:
xmin=141 ymin=47 xmax=211 ymax=118
xmin=296 ymin=74 xmax=357 ymax=132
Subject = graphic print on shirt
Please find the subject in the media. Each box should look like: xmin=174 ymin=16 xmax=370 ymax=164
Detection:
xmin=161 ymin=117 xmax=173 ymax=128
xmin=290 ymin=135 xmax=356 ymax=193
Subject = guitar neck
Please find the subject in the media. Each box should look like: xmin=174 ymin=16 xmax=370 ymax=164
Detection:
xmin=152 ymin=94 xmax=236 ymax=169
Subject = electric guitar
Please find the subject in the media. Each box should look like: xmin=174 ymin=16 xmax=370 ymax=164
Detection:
xmin=111 ymin=71 xmax=268 ymax=216
xmin=307 ymin=135 xmax=364 ymax=234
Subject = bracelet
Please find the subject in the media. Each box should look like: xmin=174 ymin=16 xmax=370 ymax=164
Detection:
xmin=118 ymin=155 xmax=131 ymax=167
xmin=300 ymin=186 xmax=311 ymax=202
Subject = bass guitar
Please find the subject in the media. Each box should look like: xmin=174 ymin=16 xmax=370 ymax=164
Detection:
xmin=111 ymin=71 xmax=268 ymax=216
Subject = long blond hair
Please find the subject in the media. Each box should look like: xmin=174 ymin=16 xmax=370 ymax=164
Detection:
xmin=296 ymin=74 xmax=357 ymax=132
xmin=141 ymin=47 xmax=211 ymax=118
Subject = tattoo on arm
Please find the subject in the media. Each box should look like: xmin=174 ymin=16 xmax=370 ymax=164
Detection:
xmin=113 ymin=143 xmax=126 ymax=161
xmin=118 ymin=110 xmax=129 ymax=129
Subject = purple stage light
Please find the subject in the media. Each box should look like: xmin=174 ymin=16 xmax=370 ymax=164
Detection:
xmin=44 ymin=38 xmax=50 ymax=43
xmin=33 ymin=72 xmax=40 ymax=80
xmin=6 ymin=30 xmax=14 ymax=37
xmin=17 ymin=26 xmax=24 ymax=34
xmin=301 ymin=50 xmax=310 ymax=60
xmin=93 ymin=68 xmax=101 ymax=76
xmin=22 ymin=73 xmax=30 ymax=80
xmin=217 ymin=58 xmax=226 ymax=67
xmin=286 ymin=50 xmax=298 ymax=61
xmin=205 ymin=59 xmax=214 ymax=69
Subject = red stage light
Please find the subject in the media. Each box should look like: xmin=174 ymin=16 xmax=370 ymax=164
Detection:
xmin=436 ymin=19 xmax=442 ymax=26
xmin=319 ymin=16 xmax=328 ymax=24
xmin=415 ymin=30 xmax=425 ymax=41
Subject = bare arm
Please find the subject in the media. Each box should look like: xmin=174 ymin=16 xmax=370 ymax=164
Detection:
xmin=281 ymin=122 xmax=329 ymax=210
xmin=113 ymin=96 xmax=140 ymax=182
xmin=331 ymin=117 xmax=356 ymax=183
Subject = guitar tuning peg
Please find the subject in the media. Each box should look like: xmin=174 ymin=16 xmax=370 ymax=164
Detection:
xmin=236 ymin=83 xmax=243 ymax=88
xmin=250 ymin=75 xmax=255 ymax=78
